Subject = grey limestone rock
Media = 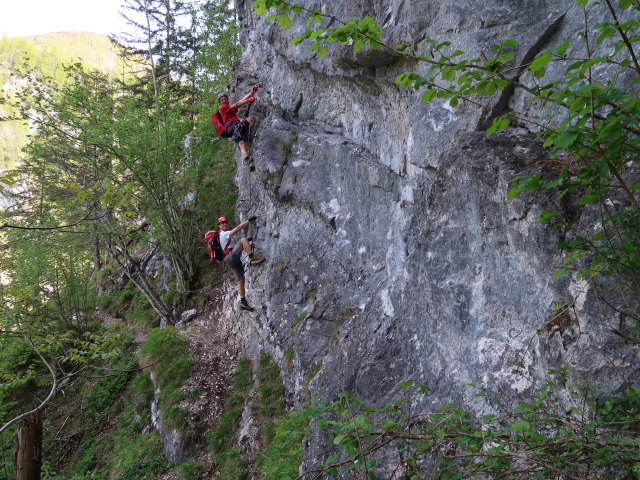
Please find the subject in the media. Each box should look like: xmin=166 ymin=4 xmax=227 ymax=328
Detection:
xmin=222 ymin=0 xmax=639 ymax=473
xmin=180 ymin=308 xmax=198 ymax=324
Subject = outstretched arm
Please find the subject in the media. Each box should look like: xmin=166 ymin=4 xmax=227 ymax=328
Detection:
xmin=229 ymin=215 xmax=258 ymax=236
xmin=230 ymin=85 xmax=259 ymax=110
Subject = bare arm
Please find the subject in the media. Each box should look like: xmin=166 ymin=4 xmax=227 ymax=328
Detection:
xmin=230 ymin=85 xmax=259 ymax=110
xmin=229 ymin=220 xmax=250 ymax=236
xmin=229 ymin=215 xmax=258 ymax=236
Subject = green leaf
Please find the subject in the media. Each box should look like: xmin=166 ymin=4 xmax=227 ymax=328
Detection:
xmin=530 ymin=52 xmax=552 ymax=77
xmin=0 ymin=173 xmax=17 ymax=187
xmin=277 ymin=13 xmax=292 ymax=28
xmin=510 ymin=421 xmax=532 ymax=432
xmin=551 ymin=267 xmax=573 ymax=280
xmin=538 ymin=210 xmax=560 ymax=223
xmin=487 ymin=115 xmax=510 ymax=136
xmin=619 ymin=0 xmax=633 ymax=9
xmin=594 ymin=161 xmax=609 ymax=177
xmin=253 ymin=0 xmax=268 ymax=15
xmin=421 ymin=89 xmax=438 ymax=103
xmin=553 ymin=129 xmax=580 ymax=149
xmin=333 ymin=434 xmax=346 ymax=445
xmin=555 ymin=38 xmax=571 ymax=56
xmin=442 ymin=66 xmax=456 ymax=82
xmin=507 ymin=184 xmax=526 ymax=201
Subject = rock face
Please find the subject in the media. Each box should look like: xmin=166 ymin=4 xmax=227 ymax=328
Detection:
xmin=220 ymin=0 xmax=638 ymax=468
xmin=150 ymin=372 xmax=183 ymax=464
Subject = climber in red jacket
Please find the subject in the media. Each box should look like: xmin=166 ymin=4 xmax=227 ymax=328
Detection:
xmin=217 ymin=86 xmax=258 ymax=170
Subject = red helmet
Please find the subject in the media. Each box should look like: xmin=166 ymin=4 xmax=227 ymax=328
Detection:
xmin=217 ymin=216 xmax=228 ymax=223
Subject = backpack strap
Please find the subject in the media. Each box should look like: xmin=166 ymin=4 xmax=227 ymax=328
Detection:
xmin=222 ymin=236 xmax=232 ymax=256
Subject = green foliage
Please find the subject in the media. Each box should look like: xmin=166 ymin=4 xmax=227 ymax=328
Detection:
xmin=208 ymin=358 xmax=253 ymax=453
xmin=302 ymin=377 xmax=640 ymax=479
xmin=234 ymin=356 xmax=254 ymax=392
xmin=291 ymin=312 xmax=307 ymax=335
xmin=207 ymin=357 xmax=253 ymax=478
xmin=284 ymin=346 xmax=295 ymax=372
xmin=598 ymin=386 xmax=640 ymax=430
xmin=257 ymin=354 xmax=286 ymax=418
xmin=139 ymin=327 xmax=193 ymax=394
xmin=82 ymin=358 xmax=136 ymax=424
xmin=138 ymin=327 xmax=193 ymax=432
xmin=0 ymin=428 xmax=15 ymax=479
xmin=217 ymin=449 xmax=249 ymax=480
xmin=256 ymin=354 xmax=287 ymax=444
xmin=179 ymin=458 xmax=203 ymax=480
xmin=110 ymin=432 xmax=169 ymax=480
xmin=258 ymin=408 xmax=309 ymax=480
xmin=41 ymin=334 xmax=170 ymax=480
xmin=0 ymin=33 xmax=131 ymax=170
xmin=0 ymin=2 xmax=241 ymax=476
xmin=252 ymin=0 xmax=384 ymax=58
xmin=278 ymin=129 xmax=298 ymax=156
xmin=3 ymin=3 xmax=241 ymax=317
xmin=125 ymin=309 xmax=157 ymax=328
xmin=207 ymin=355 xmax=301 ymax=479
xmin=66 ymin=438 xmax=101 ymax=477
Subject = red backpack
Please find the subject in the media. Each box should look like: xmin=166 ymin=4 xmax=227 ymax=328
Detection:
xmin=204 ymin=230 xmax=232 ymax=263
xmin=211 ymin=110 xmax=238 ymax=138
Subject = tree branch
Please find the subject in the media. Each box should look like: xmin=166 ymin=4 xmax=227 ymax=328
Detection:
xmin=0 ymin=316 xmax=58 ymax=435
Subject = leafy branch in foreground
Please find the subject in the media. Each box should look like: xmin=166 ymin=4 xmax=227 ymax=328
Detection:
xmin=302 ymin=378 xmax=640 ymax=479
xmin=253 ymin=0 xmax=640 ymax=332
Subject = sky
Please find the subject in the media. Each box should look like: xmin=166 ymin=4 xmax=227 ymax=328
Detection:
xmin=0 ymin=0 xmax=129 ymax=38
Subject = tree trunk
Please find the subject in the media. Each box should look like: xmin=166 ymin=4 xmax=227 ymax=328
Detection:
xmin=14 ymin=410 xmax=42 ymax=480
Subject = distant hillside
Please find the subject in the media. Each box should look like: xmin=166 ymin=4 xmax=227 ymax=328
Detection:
xmin=0 ymin=32 xmax=135 ymax=170
xmin=1 ymin=32 xmax=128 ymax=79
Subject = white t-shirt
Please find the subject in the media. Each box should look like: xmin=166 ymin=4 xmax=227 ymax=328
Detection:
xmin=218 ymin=230 xmax=235 ymax=250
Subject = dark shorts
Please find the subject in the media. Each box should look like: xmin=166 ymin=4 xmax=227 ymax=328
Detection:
xmin=224 ymin=242 xmax=244 ymax=281
xmin=230 ymin=120 xmax=250 ymax=143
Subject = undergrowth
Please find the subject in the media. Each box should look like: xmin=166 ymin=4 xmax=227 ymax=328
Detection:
xmin=139 ymin=327 xmax=194 ymax=434
xmin=206 ymin=354 xmax=309 ymax=480
xmin=40 ymin=334 xmax=171 ymax=480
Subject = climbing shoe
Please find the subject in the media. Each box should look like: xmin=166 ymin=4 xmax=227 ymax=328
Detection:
xmin=239 ymin=298 xmax=254 ymax=312
xmin=243 ymin=155 xmax=255 ymax=172
xmin=249 ymin=254 xmax=265 ymax=266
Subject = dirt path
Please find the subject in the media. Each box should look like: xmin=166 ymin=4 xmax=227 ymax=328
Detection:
xmin=180 ymin=301 xmax=237 ymax=431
